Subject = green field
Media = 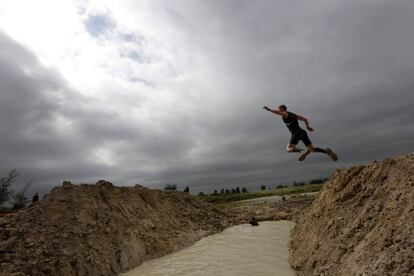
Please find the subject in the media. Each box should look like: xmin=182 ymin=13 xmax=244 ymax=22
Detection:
xmin=198 ymin=184 xmax=323 ymax=204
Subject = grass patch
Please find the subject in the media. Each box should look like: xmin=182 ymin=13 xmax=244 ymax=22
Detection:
xmin=198 ymin=184 xmax=322 ymax=204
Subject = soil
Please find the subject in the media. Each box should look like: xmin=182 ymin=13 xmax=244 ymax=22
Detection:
xmin=289 ymin=153 xmax=414 ymax=276
xmin=0 ymin=181 xmax=229 ymax=276
xmin=4 ymin=153 xmax=409 ymax=276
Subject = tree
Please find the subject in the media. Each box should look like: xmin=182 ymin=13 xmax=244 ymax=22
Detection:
xmin=0 ymin=169 xmax=19 ymax=207
xmin=213 ymin=190 xmax=218 ymax=195
xmin=184 ymin=186 xmax=190 ymax=193
xmin=235 ymin=187 xmax=240 ymax=193
xmin=164 ymin=184 xmax=177 ymax=191
xmin=225 ymin=189 xmax=230 ymax=194
xmin=13 ymin=181 xmax=32 ymax=210
xmin=260 ymin=184 xmax=266 ymax=190
xmin=293 ymin=181 xmax=305 ymax=187
xmin=231 ymin=188 xmax=236 ymax=194
xmin=220 ymin=188 xmax=224 ymax=194
xmin=198 ymin=192 xmax=205 ymax=196
xmin=310 ymin=178 xmax=328 ymax=184
xmin=241 ymin=187 xmax=248 ymax=193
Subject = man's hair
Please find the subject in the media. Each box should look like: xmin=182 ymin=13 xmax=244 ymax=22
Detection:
xmin=278 ymin=105 xmax=287 ymax=111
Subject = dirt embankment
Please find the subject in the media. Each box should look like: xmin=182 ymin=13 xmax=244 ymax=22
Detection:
xmin=290 ymin=153 xmax=414 ymax=276
xmin=0 ymin=181 xmax=229 ymax=276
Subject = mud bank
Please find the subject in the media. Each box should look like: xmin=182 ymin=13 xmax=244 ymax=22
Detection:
xmin=290 ymin=153 xmax=414 ymax=276
xmin=0 ymin=181 xmax=228 ymax=275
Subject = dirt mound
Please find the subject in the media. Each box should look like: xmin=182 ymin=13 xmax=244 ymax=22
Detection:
xmin=290 ymin=153 xmax=414 ymax=276
xmin=0 ymin=181 xmax=228 ymax=275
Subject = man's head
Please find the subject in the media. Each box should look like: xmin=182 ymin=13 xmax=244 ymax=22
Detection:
xmin=278 ymin=105 xmax=287 ymax=112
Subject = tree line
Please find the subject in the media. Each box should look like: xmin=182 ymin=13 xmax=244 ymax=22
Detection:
xmin=164 ymin=177 xmax=328 ymax=196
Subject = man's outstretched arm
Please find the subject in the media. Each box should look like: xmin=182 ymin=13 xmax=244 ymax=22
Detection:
xmin=263 ymin=106 xmax=287 ymax=117
xmin=297 ymin=115 xmax=314 ymax=131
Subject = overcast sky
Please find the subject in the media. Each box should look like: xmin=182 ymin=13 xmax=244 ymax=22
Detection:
xmin=1 ymin=0 xmax=413 ymax=195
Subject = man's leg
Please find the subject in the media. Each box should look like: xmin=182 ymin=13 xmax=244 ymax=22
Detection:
xmin=298 ymin=131 xmax=313 ymax=161
xmin=287 ymin=132 xmax=303 ymax=153
xmin=312 ymin=146 xmax=338 ymax=161
xmin=298 ymin=144 xmax=338 ymax=161
xmin=325 ymin=148 xmax=338 ymax=161
xmin=298 ymin=144 xmax=313 ymax=161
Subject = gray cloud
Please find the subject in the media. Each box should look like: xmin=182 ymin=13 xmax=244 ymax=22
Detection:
xmin=1 ymin=0 xmax=414 ymax=196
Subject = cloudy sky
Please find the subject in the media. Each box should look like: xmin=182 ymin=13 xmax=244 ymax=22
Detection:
xmin=1 ymin=0 xmax=413 ymax=195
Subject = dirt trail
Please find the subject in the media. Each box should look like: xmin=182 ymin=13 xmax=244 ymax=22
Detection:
xmin=0 ymin=181 xmax=228 ymax=275
xmin=290 ymin=153 xmax=414 ymax=276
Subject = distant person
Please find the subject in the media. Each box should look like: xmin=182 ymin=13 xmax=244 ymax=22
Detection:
xmin=32 ymin=192 xmax=39 ymax=203
xmin=263 ymin=105 xmax=338 ymax=161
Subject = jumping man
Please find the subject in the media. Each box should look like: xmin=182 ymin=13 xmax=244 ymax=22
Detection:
xmin=263 ymin=105 xmax=338 ymax=161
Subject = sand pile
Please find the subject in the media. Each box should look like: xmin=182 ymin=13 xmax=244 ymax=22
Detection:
xmin=0 ymin=181 xmax=228 ymax=275
xmin=290 ymin=153 xmax=414 ymax=275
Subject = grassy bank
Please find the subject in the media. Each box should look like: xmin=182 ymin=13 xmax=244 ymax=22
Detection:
xmin=198 ymin=184 xmax=322 ymax=204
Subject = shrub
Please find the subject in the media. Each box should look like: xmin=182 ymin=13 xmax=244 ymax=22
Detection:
xmin=183 ymin=186 xmax=190 ymax=193
xmin=164 ymin=184 xmax=177 ymax=191
xmin=293 ymin=181 xmax=305 ymax=187
xmin=241 ymin=187 xmax=248 ymax=193
xmin=260 ymin=184 xmax=266 ymax=190
xmin=309 ymin=178 xmax=328 ymax=184
xmin=0 ymin=169 xmax=19 ymax=206
xmin=13 ymin=181 xmax=32 ymax=210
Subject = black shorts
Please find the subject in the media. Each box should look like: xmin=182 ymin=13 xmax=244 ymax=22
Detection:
xmin=289 ymin=129 xmax=312 ymax=147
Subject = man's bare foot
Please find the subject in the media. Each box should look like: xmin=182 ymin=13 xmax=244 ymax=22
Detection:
xmin=298 ymin=152 xmax=308 ymax=161
xmin=288 ymin=147 xmax=304 ymax=153
xmin=326 ymin=148 xmax=338 ymax=161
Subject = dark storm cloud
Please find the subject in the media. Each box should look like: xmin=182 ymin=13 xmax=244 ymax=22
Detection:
xmin=0 ymin=31 xmax=210 ymax=194
xmin=1 ymin=0 xmax=414 ymax=196
xmin=138 ymin=0 xmax=414 ymax=193
xmin=0 ymin=32 xmax=113 ymax=192
xmin=0 ymin=33 xmax=147 ymax=190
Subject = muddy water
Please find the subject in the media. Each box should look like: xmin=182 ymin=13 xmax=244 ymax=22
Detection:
xmin=121 ymin=220 xmax=295 ymax=276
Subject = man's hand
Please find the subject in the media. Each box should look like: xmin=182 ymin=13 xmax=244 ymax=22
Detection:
xmin=264 ymin=106 xmax=286 ymax=117
xmin=307 ymin=126 xmax=314 ymax=132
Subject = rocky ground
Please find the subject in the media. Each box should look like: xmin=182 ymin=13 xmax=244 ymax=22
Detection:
xmin=0 ymin=181 xmax=229 ymax=276
xmin=290 ymin=153 xmax=414 ymax=276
